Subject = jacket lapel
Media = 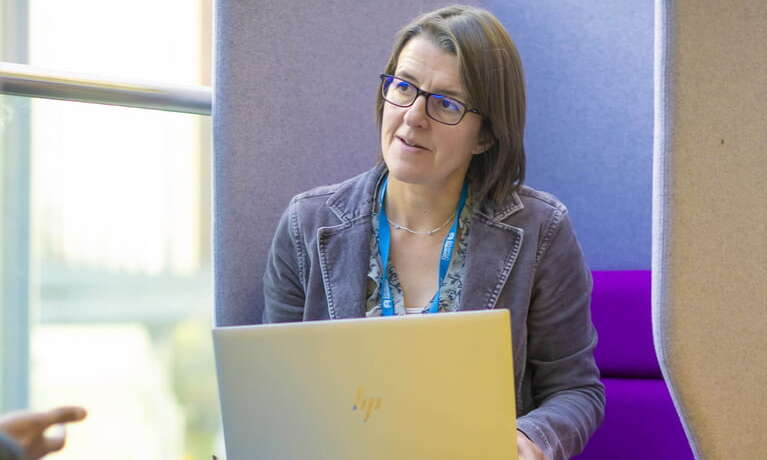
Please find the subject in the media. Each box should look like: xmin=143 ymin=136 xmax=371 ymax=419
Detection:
xmin=314 ymin=164 xmax=525 ymax=317
xmin=317 ymin=165 xmax=385 ymax=319
xmin=317 ymin=219 xmax=372 ymax=319
xmin=459 ymin=197 xmax=525 ymax=311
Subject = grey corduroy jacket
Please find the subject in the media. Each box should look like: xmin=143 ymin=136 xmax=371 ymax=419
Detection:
xmin=263 ymin=164 xmax=605 ymax=460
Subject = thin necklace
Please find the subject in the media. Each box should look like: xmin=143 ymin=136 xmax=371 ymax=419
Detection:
xmin=386 ymin=210 xmax=457 ymax=235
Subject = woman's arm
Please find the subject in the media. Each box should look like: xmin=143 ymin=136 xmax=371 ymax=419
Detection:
xmin=516 ymin=211 xmax=605 ymax=460
xmin=262 ymin=199 xmax=307 ymax=323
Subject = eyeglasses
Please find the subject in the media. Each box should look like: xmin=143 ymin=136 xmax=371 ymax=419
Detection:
xmin=379 ymin=74 xmax=480 ymax=126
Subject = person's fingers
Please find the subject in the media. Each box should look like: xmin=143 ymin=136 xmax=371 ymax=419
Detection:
xmin=26 ymin=429 xmax=67 ymax=460
xmin=41 ymin=431 xmax=67 ymax=457
xmin=40 ymin=406 xmax=87 ymax=427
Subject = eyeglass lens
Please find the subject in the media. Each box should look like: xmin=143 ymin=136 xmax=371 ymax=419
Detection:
xmin=381 ymin=76 xmax=465 ymax=125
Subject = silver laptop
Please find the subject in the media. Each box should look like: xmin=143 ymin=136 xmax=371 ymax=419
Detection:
xmin=213 ymin=309 xmax=517 ymax=460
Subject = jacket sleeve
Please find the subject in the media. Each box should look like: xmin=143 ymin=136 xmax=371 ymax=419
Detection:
xmin=262 ymin=199 xmax=307 ymax=323
xmin=0 ymin=431 xmax=22 ymax=460
xmin=515 ymin=210 xmax=605 ymax=460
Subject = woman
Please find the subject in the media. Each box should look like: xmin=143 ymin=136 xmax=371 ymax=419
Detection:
xmin=263 ymin=5 xmax=604 ymax=459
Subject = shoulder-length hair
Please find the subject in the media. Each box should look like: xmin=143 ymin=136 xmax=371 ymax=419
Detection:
xmin=376 ymin=5 xmax=526 ymax=206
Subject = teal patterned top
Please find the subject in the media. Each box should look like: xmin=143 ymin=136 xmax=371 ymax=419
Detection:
xmin=365 ymin=187 xmax=474 ymax=316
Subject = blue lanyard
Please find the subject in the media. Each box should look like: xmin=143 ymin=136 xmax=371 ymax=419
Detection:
xmin=376 ymin=176 xmax=468 ymax=316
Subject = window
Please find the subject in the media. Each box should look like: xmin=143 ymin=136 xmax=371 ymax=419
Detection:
xmin=2 ymin=1 xmax=219 ymax=459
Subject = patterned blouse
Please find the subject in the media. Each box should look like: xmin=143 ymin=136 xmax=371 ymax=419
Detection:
xmin=365 ymin=186 xmax=475 ymax=316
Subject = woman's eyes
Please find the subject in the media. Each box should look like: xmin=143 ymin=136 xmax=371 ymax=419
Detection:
xmin=435 ymin=97 xmax=461 ymax=112
xmin=390 ymin=80 xmax=462 ymax=112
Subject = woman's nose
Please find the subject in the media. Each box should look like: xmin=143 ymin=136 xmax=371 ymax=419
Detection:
xmin=403 ymin=95 xmax=429 ymax=127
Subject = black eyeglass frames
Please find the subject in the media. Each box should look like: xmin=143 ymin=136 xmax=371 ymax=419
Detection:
xmin=379 ymin=74 xmax=480 ymax=126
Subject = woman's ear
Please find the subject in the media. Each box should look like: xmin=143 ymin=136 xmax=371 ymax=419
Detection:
xmin=471 ymin=134 xmax=495 ymax=155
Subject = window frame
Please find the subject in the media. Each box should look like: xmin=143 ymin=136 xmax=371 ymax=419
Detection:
xmin=0 ymin=0 xmax=212 ymax=413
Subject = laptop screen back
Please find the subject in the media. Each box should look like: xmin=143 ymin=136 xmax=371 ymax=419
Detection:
xmin=213 ymin=309 xmax=517 ymax=460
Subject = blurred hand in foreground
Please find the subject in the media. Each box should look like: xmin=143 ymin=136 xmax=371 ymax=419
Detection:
xmin=0 ymin=406 xmax=87 ymax=460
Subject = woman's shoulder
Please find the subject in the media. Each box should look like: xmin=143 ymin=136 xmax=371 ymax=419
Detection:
xmin=493 ymin=186 xmax=580 ymax=259
xmin=515 ymin=184 xmax=569 ymax=216
xmin=286 ymin=164 xmax=384 ymax=223
xmin=479 ymin=184 xmax=569 ymax=224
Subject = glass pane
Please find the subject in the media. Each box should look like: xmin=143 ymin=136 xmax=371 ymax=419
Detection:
xmin=23 ymin=2 xmax=218 ymax=459
xmin=28 ymin=98 xmax=218 ymax=460
xmin=0 ymin=94 xmax=32 ymax=411
xmin=29 ymin=0 xmax=207 ymax=86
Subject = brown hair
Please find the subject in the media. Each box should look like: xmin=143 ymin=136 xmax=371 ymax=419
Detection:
xmin=376 ymin=5 xmax=526 ymax=206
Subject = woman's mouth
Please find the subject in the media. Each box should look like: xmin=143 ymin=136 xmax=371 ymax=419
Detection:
xmin=396 ymin=136 xmax=427 ymax=151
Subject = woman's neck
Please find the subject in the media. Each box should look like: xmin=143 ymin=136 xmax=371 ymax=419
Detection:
xmin=384 ymin=175 xmax=465 ymax=232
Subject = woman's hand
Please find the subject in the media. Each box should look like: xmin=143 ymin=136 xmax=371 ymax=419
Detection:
xmin=517 ymin=430 xmax=545 ymax=460
xmin=0 ymin=406 xmax=87 ymax=460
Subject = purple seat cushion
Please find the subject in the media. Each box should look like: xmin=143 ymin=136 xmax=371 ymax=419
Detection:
xmin=591 ymin=270 xmax=661 ymax=378
xmin=574 ymin=378 xmax=694 ymax=460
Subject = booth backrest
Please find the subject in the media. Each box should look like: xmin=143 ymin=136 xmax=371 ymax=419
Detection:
xmin=213 ymin=0 xmax=655 ymax=327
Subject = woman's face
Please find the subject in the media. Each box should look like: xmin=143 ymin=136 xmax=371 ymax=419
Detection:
xmin=381 ymin=35 xmax=485 ymax=190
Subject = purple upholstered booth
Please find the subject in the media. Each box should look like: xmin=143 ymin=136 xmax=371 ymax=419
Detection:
xmin=574 ymin=271 xmax=694 ymax=460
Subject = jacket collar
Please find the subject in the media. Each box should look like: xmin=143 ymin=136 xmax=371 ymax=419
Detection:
xmin=477 ymin=190 xmax=525 ymax=222
xmin=324 ymin=164 xmax=386 ymax=224
xmin=318 ymin=165 xmax=526 ymax=319
xmin=324 ymin=163 xmax=525 ymax=225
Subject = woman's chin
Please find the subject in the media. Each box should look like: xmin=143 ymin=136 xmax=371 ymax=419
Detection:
xmin=383 ymin=162 xmax=432 ymax=186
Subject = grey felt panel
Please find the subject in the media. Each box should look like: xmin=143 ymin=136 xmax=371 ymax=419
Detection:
xmin=214 ymin=1 xmax=656 ymax=327
xmin=214 ymin=0 xmax=477 ymax=326
xmin=485 ymin=0 xmax=655 ymax=270
xmin=653 ymin=1 xmax=767 ymax=458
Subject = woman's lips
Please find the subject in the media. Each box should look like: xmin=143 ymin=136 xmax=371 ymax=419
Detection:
xmin=396 ymin=136 xmax=428 ymax=151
